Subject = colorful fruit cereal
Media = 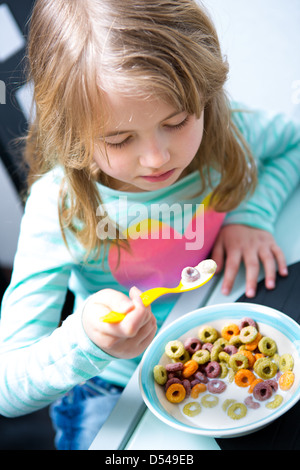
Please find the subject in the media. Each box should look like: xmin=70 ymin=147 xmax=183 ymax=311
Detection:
xmin=227 ymin=402 xmax=247 ymax=420
xmin=221 ymin=323 xmax=240 ymax=341
xmin=198 ymin=325 xmax=218 ymax=343
xmin=165 ymin=383 xmax=186 ymax=403
xmin=266 ymin=394 xmax=283 ymax=409
xmin=192 ymin=349 xmax=210 ymax=364
xmin=153 ymin=316 xmax=296 ymax=423
xmin=201 ymin=394 xmax=219 ymax=408
xmin=191 ymin=383 xmax=207 ymax=398
xmin=222 ymin=398 xmax=236 ymax=411
xmin=279 ymin=353 xmax=294 ymax=372
xmin=153 ymin=365 xmax=167 ymax=385
xmin=244 ymin=396 xmax=260 ymax=409
xmin=184 ymin=337 xmax=202 ymax=355
xmin=182 ymin=359 xmax=198 ymax=378
xmin=253 ymin=382 xmax=273 ymax=401
xmin=165 ymin=340 xmax=185 ymax=359
xmin=229 ymin=353 xmax=249 ymax=372
xmin=279 ymin=371 xmax=295 ymax=391
xmin=183 ymin=401 xmax=201 ymax=417
xmin=234 ymin=369 xmax=256 ymax=387
xmin=258 ymin=336 xmax=277 ymax=356
xmin=254 ymin=357 xmax=277 ymax=379
xmin=239 ymin=325 xmax=258 ymax=344
xmin=245 ymin=332 xmax=262 ymax=351
xmin=207 ymin=379 xmax=227 ymax=394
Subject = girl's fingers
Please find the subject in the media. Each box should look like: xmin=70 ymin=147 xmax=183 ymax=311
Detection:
xmin=210 ymin=237 xmax=225 ymax=274
xmin=271 ymin=244 xmax=288 ymax=277
xmin=243 ymin=252 xmax=260 ymax=298
xmin=221 ymin=250 xmax=242 ymax=295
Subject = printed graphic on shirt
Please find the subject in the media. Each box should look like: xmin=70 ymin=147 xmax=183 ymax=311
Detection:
xmin=107 ymin=194 xmax=225 ymax=290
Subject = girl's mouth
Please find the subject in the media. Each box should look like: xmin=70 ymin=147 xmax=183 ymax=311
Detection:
xmin=141 ymin=169 xmax=175 ymax=182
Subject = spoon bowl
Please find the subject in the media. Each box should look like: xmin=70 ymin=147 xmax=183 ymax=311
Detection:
xmin=101 ymin=259 xmax=217 ymax=323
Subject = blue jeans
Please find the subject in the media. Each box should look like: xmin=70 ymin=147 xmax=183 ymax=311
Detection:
xmin=50 ymin=377 xmax=123 ymax=450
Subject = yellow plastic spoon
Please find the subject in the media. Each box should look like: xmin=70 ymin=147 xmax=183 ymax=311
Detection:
xmin=101 ymin=259 xmax=217 ymax=323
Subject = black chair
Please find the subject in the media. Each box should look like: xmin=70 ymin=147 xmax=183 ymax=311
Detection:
xmin=0 ymin=0 xmax=36 ymax=197
xmin=0 ymin=0 xmax=56 ymax=450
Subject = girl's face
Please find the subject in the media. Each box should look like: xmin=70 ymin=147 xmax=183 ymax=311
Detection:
xmin=94 ymin=92 xmax=204 ymax=192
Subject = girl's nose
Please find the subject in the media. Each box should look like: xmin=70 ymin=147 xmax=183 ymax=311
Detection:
xmin=139 ymin=135 xmax=170 ymax=168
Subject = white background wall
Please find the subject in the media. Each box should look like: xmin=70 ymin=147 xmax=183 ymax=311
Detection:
xmin=0 ymin=0 xmax=299 ymax=268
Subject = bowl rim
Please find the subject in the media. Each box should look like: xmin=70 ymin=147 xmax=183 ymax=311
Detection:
xmin=139 ymin=302 xmax=300 ymax=437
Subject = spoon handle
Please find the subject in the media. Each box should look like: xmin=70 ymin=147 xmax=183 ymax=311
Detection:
xmin=140 ymin=287 xmax=173 ymax=306
xmin=101 ymin=287 xmax=175 ymax=323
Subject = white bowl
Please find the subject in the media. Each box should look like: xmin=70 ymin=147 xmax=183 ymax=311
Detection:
xmin=139 ymin=303 xmax=300 ymax=438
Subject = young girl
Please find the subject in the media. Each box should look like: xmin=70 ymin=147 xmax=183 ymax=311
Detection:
xmin=1 ymin=0 xmax=299 ymax=450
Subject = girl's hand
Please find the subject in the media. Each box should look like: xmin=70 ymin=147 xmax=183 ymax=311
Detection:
xmin=82 ymin=286 xmax=157 ymax=359
xmin=211 ymin=224 xmax=288 ymax=298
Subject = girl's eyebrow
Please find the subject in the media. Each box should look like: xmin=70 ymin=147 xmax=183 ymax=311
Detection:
xmin=104 ymin=110 xmax=184 ymax=137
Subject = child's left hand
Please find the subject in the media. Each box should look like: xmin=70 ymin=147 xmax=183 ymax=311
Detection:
xmin=211 ymin=224 xmax=288 ymax=298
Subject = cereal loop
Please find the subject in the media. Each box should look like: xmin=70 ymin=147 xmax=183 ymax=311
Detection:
xmin=248 ymin=378 xmax=263 ymax=394
xmin=245 ymin=332 xmax=262 ymax=351
xmin=239 ymin=326 xmax=258 ymax=344
xmin=165 ymin=362 xmax=183 ymax=372
xmin=214 ymin=337 xmax=229 ymax=349
xmin=194 ymin=371 xmax=208 ymax=384
xmin=165 ymin=383 xmax=186 ymax=403
xmin=239 ymin=350 xmax=255 ymax=368
xmin=219 ymin=362 xmax=229 ymax=379
xmin=182 ymin=379 xmax=191 ymax=397
xmin=192 ymin=349 xmax=210 ymax=364
xmin=218 ymin=351 xmax=230 ymax=364
xmin=198 ymin=325 xmax=218 ymax=343
xmin=222 ymin=398 xmax=236 ymax=411
xmin=173 ymin=349 xmax=190 ymax=364
xmin=165 ymin=377 xmax=181 ymax=391
xmin=244 ymin=396 xmax=260 ymax=409
xmin=227 ymin=402 xmax=247 ymax=420
xmin=254 ymin=353 xmax=265 ymax=361
xmin=153 ymin=365 xmax=167 ymax=385
xmin=229 ymin=335 xmax=243 ymax=348
xmin=207 ymin=379 xmax=227 ymax=394
xmin=183 ymin=401 xmax=201 ymax=417
xmin=279 ymin=371 xmax=295 ymax=391
xmin=234 ymin=369 xmax=256 ymax=387
xmin=201 ymin=394 xmax=219 ymax=408
xmin=258 ymin=337 xmax=277 ymax=356
xmin=239 ymin=317 xmax=257 ymax=329
xmin=264 ymin=379 xmax=278 ymax=393
xmin=182 ymin=359 xmax=199 ymax=378
xmin=229 ymin=353 xmax=249 ymax=372
xmin=254 ymin=357 xmax=277 ymax=379
xmin=221 ymin=324 xmax=240 ymax=341
xmin=253 ymin=382 xmax=273 ymax=401
xmin=205 ymin=361 xmax=221 ymax=378
xmin=266 ymin=394 xmax=283 ymax=409
xmin=184 ymin=337 xmax=202 ymax=355
xmin=279 ymin=353 xmax=294 ymax=372
xmin=223 ymin=345 xmax=238 ymax=356
xmin=165 ymin=340 xmax=185 ymax=359
xmin=210 ymin=344 xmax=224 ymax=362
xmin=191 ymin=383 xmax=207 ymax=398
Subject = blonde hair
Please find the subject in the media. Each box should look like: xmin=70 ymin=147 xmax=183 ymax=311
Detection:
xmin=25 ymin=0 xmax=257 ymax=259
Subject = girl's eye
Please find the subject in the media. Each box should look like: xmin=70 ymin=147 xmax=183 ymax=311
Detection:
xmin=105 ymin=136 xmax=132 ymax=149
xmin=164 ymin=115 xmax=190 ymax=131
